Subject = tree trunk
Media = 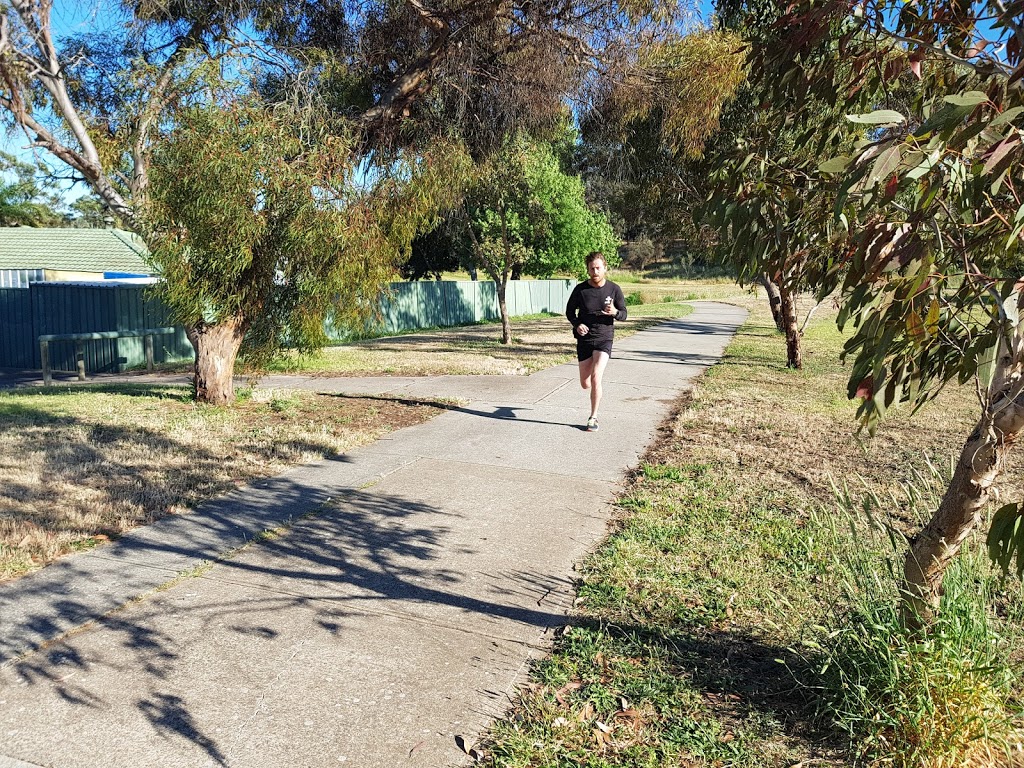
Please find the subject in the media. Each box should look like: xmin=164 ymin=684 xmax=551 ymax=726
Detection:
xmin=185 ymin=317 xmax=246 ymax=405
xmin=902 ymin=395 xmax=1024 ymax=626
xmin=757 ymin=273 xmax=784 ymax=331
xmin=497 ymin=276 xmax=512 ymax=344
xmin=497 ymin=204 xmax=513 ymax=344
xmin=778 ymin=284 xmax=801 ymax=369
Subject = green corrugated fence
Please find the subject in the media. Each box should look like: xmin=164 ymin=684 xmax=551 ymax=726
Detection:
xmin=374 ymin=279 xmax=573 ymax=338
xmin=1 ymin=279 xmax=576 ymax=371
xmin=0 ymin=282 xmax=193 ymax=373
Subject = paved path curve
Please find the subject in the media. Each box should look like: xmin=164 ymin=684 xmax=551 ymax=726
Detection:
xmin=0 ymin=302 xmax=746 ymax=768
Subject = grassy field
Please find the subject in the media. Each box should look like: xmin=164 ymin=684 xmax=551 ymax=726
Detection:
xmin=480 ymin=297 xmax=1024 ymax=766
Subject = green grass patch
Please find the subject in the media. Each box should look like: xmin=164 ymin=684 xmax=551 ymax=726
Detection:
xmin=806 ymin=470 xmax=1024 ymax=766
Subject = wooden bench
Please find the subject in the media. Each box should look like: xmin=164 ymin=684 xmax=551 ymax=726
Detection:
xmin=38 ymin=327 xmax=178 ymax=386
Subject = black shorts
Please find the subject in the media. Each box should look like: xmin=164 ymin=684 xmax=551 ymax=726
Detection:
xmin=576 ymin=336 xmax=613 ymax=362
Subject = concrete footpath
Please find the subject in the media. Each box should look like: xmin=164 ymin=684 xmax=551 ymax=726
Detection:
xmin=0 ymin=301 xmax=746 ymax=768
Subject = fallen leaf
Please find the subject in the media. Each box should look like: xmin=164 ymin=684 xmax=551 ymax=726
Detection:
xmin=615 ymin=708 xmax=645 ymax=731
xmin=554 ymin=681 xmax=582 ymax=705
xmin=553 ymin=717 xmax=569 ymax=728
xmin=408 ymin=740 xmax=425 ymax=758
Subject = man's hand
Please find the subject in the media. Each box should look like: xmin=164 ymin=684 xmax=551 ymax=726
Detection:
xmin=577 ymin=323 xmax=589 ymax=336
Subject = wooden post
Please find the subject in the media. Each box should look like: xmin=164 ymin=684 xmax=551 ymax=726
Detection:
xmin=75 ymin=342 xmax=86 ymax=381
xmin=145 ymin=334 xmax=155 ymax=372
xmin=41 ymin=340 xmax=51 ymax=387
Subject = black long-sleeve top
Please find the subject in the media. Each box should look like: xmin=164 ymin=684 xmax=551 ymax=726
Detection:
xmin=565 ymin=279 xmax=627 ymax=342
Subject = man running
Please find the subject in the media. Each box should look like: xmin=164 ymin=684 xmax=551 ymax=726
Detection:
xmin=565 ymin=251 xmax=627 ymax=432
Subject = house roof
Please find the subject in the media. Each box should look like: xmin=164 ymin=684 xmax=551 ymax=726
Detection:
xmin=0 ymin=227 xmax=152 ymax=275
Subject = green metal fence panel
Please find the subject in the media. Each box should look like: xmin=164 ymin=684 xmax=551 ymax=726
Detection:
xmin=32 ymin=283 xmax=119 ymax=372
xmin=417 ymin=281 xmax=444 ymax=329
xmin=0 ymin=282 xmax=192 ymax=373
xmin=383 ymin=282 xmax=418 ymax=334
xmin=114 ymin=286 xmax=192 ymax=366
xmin=0 ymin=288 xmax=33 ymax=368
xmin=446 ymin=282 xmax=475 ymax=326
xmin=478 ymin=281 xmax=498 ymax=321
xmin=446 ymin=282 xmax=468 ymax=326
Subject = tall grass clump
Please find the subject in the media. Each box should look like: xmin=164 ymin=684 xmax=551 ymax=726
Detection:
xmin=807 ymin=461 xmax=1023 ymax=766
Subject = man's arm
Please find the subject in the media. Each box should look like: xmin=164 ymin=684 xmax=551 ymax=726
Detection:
xmin=566 ymin=284 xmax=582 ymax=328
xmin=613 ymin=285 xmax=628 ymax=321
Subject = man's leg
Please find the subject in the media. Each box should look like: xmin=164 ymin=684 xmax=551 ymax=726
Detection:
xmin=578 ymin=355 xmax=594 ymax=390
xmin=588 ymin=351 xmax=610 ymax=418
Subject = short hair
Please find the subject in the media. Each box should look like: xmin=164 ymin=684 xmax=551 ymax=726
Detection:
xmin=585 ymin=251 xmax=606 ymax=267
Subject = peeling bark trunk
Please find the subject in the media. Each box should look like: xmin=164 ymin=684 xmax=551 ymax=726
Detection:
xmin=757 ymin=273 xmax=784 ymax=331
xmin=185 ymin=318 xmax=246 ymax=405
xmin=902 ymin=396 xmax=1024 ymax=626
xmin=779 ymin=284 xmax=801 ymax=369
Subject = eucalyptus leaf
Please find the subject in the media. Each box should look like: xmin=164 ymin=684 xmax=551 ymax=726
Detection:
xmin=819 ymin=155 xmax=853 ymax=173
xmin=975 ymin=336 xmax=1000 ymax=390
xmin=943 ymin=91 xmax=989 ymax=107
xmin=846 ymin=110 xmax=906 ymax=125
xmin=987 ymin=503 xmax=1024 ymax=579
xmin=991 ymin=106 xmax=1024 ymax=127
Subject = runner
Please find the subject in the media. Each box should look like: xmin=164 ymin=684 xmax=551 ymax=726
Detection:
xmin=565 ymin=251 xmax=627 ymax=432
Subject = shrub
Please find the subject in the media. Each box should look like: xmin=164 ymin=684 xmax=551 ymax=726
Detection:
xmin=662 ymin=295 xmax=675 ymax=303
xmin=806 ymin=467 xmax=1022 ymax=766
xmin=625 ymin=291 xmax=644 ymax=306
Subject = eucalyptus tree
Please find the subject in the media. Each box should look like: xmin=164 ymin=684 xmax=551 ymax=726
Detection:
xmin=577 ymin=28 xmax=747 ymax=246
xmin=737 ymin=0 xmax=1024 ymax=624
xmin=0 ymin=151 xmax=66 ymax=225
xmin=146 ymin=100 xmax=466 ymax=403
xmin=0 ymin=0 xmax=686 ymax=403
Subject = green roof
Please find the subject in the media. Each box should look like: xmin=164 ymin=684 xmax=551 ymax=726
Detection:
xmin=0 ymin=227 xmax=152 ymax=274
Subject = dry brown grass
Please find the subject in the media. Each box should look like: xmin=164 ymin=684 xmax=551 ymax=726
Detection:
xmin=0 ymin=385 xmax=441 ymax=581
xmin=663 ymin=296 xmax=1022 ymax=537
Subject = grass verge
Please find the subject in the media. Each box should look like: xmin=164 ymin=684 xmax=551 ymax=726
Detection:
xmin=481 ymin=301 xmax=1024 ymax=766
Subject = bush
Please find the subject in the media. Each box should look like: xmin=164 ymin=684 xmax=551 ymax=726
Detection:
xmin=625 ymin=291 xmax=644 ymax=306
xmin=806 ymin=467 xmax=1022 ymax=766
xmin=662 ymin=295 xmax=675 ymax=303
